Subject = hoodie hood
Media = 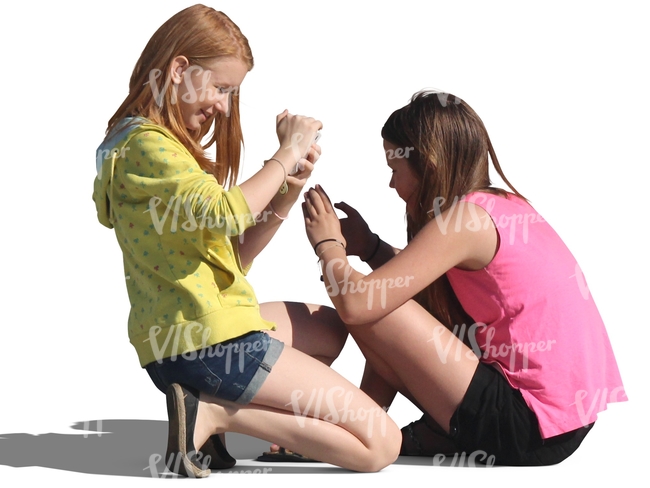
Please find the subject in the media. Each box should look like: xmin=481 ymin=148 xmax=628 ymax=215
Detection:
xmin=92 ymin=117 xmax=145 ymax=229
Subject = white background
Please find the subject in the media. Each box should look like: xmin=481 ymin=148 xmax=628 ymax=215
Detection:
xmin=0 ymin=0 xmax=647 ymax=485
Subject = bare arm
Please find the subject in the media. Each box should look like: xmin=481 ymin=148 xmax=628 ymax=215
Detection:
xmin=238 ymin=111 xmax=322 ymax=215
xmin=238 ymin=143 xmax=321 ymax=268
xmin=303 ymin=186 xmax=497 ymax=325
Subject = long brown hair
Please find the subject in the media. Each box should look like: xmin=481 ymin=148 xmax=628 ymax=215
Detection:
xmin=107 ymin=4 xmax=253 ymax=187
xmin=381 ymin=91 xmax=525 ymax=332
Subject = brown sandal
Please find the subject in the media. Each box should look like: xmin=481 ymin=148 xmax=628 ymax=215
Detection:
xmin=256 ymin=447 xmax=320 ymax=462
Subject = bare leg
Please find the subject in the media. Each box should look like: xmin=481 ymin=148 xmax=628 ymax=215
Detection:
xmin=193 ymin=344 xmax=402 ymax=472
xmin=260 ymin=301 xmax=348 ymax=365
xmin=353 ymin=334 xmax=459 ymax=454
xmin=343 ymin=298 xmax=479 ymax=433
xmin=203 ymin=301 xmax=347 ymax=455
xmin=359 ymin=361 xmax=398 ymax=410
xmin=255 ymin=301 xmax=348 ymax=455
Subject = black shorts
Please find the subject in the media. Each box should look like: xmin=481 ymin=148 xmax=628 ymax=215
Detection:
xmin=449 ymin=362 xmax=593 ymax=466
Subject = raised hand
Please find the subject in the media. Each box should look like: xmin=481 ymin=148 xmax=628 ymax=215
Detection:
xmin=286 ymin=142 xmax=321 ymax=190
xmin=302 ymin=185 xmax=346 ymax=251
xmin=334 ymin=201 xmax=377 ymax=260
xmin=276 ymin=110 xmax=322 ymax=166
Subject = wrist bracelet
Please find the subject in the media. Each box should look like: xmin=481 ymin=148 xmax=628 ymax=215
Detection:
xmin=264 ymin=158 xmax=288 ymax=194
xmin=268 ymin=201 xmax=288 ymax=221
xmin=314 ymin=238 xmax=346 ymax=255
xmin=361 ymin=233 xmax=381 ymax=262
xmin=316 ymin=241 xmax=345 ymax=282
xmin=316 ymin=241 xmax=344 ymax=258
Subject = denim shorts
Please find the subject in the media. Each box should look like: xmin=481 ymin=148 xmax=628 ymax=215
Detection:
xmin=145 ymin=331 xmax=284 ymax=404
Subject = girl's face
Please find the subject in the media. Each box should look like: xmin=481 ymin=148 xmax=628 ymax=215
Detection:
xmin=173 ymin=56 xmax=249 ymax=130
xmin=384 ymin=140 xmax=420 ymax=214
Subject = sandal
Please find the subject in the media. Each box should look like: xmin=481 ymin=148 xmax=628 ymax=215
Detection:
xmin=400 ymin=415 xmax=458 ymax=456
xmin=256 ymin=446 xmax=320 ymax=463
xmin=165 ymin=383 xmax=211 ymax=478
xmin=200 ymin=433 xmax=237 ymax=469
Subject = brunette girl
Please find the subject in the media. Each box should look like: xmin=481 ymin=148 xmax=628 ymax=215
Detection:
xmin=302 ymin=90 xmax=626 ymax=465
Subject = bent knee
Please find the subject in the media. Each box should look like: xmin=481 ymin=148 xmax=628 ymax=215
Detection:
xmin=357 ymin=420 xmax=401 ymax=472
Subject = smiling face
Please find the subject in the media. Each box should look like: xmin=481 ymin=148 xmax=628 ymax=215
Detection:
xmin=384 ymin=140 xmax=420 ymax=215
xmin=172 ymin=56 xmax=249 ymax=130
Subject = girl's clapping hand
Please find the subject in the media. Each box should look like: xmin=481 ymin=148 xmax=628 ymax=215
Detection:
xmin=287 ymin=142 xmax=321 ymax=189
xmin=302 ymin=185 xmax=346 ymax=250
xmin=333 ymin=202 xmax=376 ymax=259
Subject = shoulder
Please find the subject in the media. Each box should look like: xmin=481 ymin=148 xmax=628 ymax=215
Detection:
xmin=463 ymin=191 xmax=534 ymax=216
xmin=422 ymin=194 xmax=500 ymax=270
xmin=113 ymin=121 xmax=200 ymax=177
xmin=126 ymin=123 xmax=192 ymax=157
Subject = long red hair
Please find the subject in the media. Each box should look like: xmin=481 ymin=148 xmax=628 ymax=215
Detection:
xmin=107 ymin=4 xmax=253 ymax=187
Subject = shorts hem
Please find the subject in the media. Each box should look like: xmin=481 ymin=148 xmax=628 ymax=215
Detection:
xmin=234 ymin=337 xmax=284 ymax=405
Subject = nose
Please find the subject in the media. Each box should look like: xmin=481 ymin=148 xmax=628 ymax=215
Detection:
xmin=215 ymin=92 xmax=230 ymax=115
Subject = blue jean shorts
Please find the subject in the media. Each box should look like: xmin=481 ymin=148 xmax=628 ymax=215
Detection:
xmin=145 ymin=331 xmax=284 ymax=404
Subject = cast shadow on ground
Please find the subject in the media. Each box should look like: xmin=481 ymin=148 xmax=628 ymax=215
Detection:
xmin=0 ymin=419 xmax=486 ymax=477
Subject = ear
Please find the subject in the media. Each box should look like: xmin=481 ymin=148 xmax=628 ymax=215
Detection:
xmin=170 ymin=56 xmax=190 ymax=84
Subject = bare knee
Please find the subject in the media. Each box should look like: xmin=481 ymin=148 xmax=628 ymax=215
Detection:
xmin=355 ymin=415 xmax=402 ymax=472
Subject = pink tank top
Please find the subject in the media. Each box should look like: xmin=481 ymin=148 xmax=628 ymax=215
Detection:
xmin=446 ymin=192 xmax=626 ymax=438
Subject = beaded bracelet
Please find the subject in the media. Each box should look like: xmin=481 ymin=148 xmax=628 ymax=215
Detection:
xmin=264 ymin=158 xmax=288 ymax=194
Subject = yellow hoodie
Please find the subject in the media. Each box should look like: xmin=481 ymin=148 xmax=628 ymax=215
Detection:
xmin=93 ymin=118 xmax=274 ymax=367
